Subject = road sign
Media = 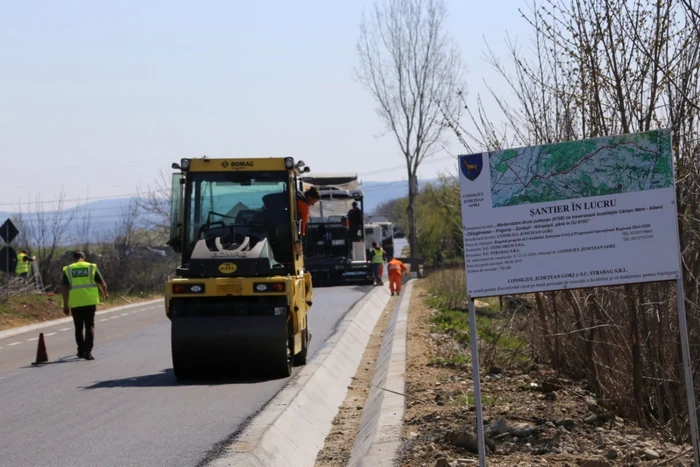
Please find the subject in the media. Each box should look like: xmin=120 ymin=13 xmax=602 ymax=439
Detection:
xmin=0 ymin=218 xmax=19 ymax=244
xmin=459 ymin=129 xmax=679 ymax=297
xmin=0 ymin=246 xmax=17 ymax=273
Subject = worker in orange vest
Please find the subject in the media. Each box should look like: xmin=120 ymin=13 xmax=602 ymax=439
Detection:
xmin=296 ymin=186 xmax=321 ymax=237
xmin=387 ymin=257 xmax=408 ymax=296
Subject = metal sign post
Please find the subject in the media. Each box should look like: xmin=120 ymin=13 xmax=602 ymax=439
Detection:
xmin=676 ymin=277 xmax=700 ymax=467
xmin=468 ymin=297 xmax=487 ymax=467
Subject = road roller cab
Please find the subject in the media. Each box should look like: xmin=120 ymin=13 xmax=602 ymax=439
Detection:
xmin=164 ymin=156 xmax=313 ymax=379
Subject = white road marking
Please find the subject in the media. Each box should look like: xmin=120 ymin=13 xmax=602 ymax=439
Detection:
xmin=99 ymin=319 xmax=108 ymax=322
xmin=45 ymin=333 xmax=56 ymax=337
xmin=8 ymin=342 xmax=22 ymax=346
xmin=59 ymin=328 xmax=71 ymax=332
xmin=27 ymin=337 xmax=38 ymax=342
xmin=121 ymin=313 xmax=129 ymax=316
xmin=110 ymin=316 xmax=120 ymax=319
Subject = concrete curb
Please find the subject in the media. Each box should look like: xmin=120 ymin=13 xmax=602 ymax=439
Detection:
xmin=0 ymin=298 xmax=163 ymax=340
xmin=348 ymin=279 xmax=413 ymax=467
xmin=207 ymin=284 xmax=392 ymax=467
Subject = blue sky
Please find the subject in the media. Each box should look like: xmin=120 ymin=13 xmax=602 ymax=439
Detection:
xmin=0 ymin=0 xmax=529 ymax=211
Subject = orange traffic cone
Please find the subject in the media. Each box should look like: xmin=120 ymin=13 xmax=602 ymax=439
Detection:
xmin=31 ymin=332 xmax=51 ymax=365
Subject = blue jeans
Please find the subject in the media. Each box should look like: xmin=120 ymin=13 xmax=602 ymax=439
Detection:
xmin=372 ymin=263 xmax=382 ymax=283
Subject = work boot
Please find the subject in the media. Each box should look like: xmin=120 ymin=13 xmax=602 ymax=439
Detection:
xmin=83 ymin=351 xmax=95 ymax=360
xmin=77 ymin=350 xmax=85 ymax=358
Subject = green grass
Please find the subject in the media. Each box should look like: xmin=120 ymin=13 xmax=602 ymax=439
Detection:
xmin=453 ymin=391 xmax=499 ymax=407
xmin=424 ymin=268 xmax=531 ymax=369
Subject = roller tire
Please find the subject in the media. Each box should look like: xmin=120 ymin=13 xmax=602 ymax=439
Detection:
xmin=273 ymin=328 xmax=294 ymax=378
xmin=172 ymin=347 xmax=197 ymax=380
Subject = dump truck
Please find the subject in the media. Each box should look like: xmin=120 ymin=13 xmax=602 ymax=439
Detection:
xmin=300 ymin=173 xmax=373 ymax=285
xmin=164 ymin=156 xmax=313 ymax=379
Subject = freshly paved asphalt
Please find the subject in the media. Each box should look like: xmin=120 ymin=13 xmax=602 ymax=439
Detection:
xmin=0 ymin=285 xmax=371 ymax=467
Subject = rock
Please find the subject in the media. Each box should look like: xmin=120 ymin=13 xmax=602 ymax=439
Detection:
xmin=585 ymin=395 xmax=598 ymax=410
xmin=508 ymin=422 xmax=534 ymax=438
xmin=643 ymin=448 xmax=660 ymax=460
xmin=500 ymin=441 xmax=516 ymax=454
xmin=486 ymin=417 xmax=509 ymax=436
xmin=409 ymin=431 xmax=418 ymax=439
xmin=434 ymin=459 xmax=451 ymax=467
xmin=446 ymin=427 xmax=497 ymax=454
xmin=493 ymin=432 xmax=513 ymax=442
xmin=584 ymin=413 xmax=599 ymax=424
xmin=445 ymin=429 xmax=479 ymax=453
xmin=605 ymin=449 xmax=618 ymax=460
xmin=544 ymin=421 xmax=556 ymax=429
xmin=556 ymin=418 xmax=575 ymax=431
xmin=544 ymin=392 xmax=557 ymax=401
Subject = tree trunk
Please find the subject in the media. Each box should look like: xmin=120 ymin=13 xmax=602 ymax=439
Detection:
xmin=407 ymin=172 xmax=421 ymax=277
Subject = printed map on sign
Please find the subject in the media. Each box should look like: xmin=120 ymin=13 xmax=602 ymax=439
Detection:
xmin=490 ymin=130 xmax=674 ymax=208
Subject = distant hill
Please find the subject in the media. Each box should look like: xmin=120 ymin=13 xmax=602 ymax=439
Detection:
xmin=0 ymin=197 xmax=163 ymax=246
xmin=0 ymin=179 xmax=435 ymax=245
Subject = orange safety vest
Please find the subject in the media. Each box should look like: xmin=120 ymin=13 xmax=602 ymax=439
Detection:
xmin=297 ymin=199 xmax=309 ymax=236
xmin=387 ymin=259 xmax=407 ymax=277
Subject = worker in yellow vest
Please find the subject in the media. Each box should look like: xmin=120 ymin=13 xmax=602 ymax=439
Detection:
xmin=369 ymin=241 xmax=386 ymax=286
xmin=15 ymin=249 xmax=35 ymax=278
xmin=61 ymin=251 xmax=108 ymax=360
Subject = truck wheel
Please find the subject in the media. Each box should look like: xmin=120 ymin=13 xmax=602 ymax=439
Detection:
xmin=294 ymin=327 xmax=309 ymax=366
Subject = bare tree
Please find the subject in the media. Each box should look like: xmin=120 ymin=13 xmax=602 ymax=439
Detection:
xmin=135 ymin=170 xmax=172 ymax=246
xmin=355 ymin=0 xmax=463 ymax=272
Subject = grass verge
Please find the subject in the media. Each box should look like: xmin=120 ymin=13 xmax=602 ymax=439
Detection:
xmin=0 ymin=292 xmax=161 ymax=331
xmin=424 ymin=267 xmax=530 ymax=371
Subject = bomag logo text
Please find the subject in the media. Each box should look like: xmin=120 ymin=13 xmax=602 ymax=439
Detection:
xmin=221 ymin=161 xmax=254 ymax=169
xmin=218 ymin=262 xmax=238 ymax=274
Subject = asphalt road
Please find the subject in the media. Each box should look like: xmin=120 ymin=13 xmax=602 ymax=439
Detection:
xmin=0 ymin=285 xmax=371 ymax=467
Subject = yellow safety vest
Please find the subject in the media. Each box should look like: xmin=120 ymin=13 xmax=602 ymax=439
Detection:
xmin=63 ymin=261 xmax=101 ymax=308
xmin=371 ymin=248 xmax=385 ymax=264
xmin=15 ymin=253 xmax=30 ymax=274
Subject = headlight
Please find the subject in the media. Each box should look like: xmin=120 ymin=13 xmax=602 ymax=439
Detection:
xmin=332 ymin=239 xmax=345 ymax=246
xmin=180 ymin=158 xmax=191 ymax=170
xmin=254 ymin=282 xmax=286 ymax=292
xmin=284 ymin=157 xmax=294 ymax=169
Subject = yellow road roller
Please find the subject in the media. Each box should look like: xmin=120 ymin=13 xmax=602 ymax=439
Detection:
xmin=164 ymin=156 xmax=313 ymax=379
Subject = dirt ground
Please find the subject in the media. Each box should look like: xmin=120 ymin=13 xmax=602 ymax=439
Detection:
xmin=399 ymin=280 xmax=696 ymax=467
xmin=315 ymin=292 xmax=399 ymax=466
xmin=0 ymin=292 xmax=159 ymax=331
